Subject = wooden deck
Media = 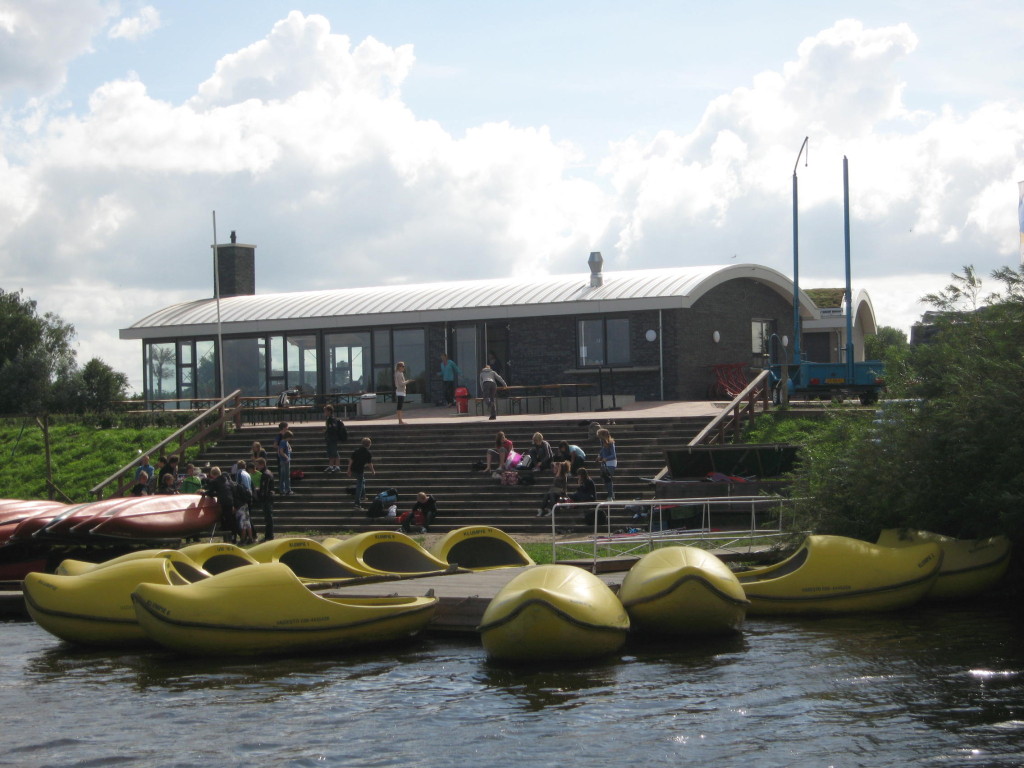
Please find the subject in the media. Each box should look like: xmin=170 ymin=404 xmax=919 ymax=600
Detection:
xmin=316 ymin=566 xmax=627 ymax=634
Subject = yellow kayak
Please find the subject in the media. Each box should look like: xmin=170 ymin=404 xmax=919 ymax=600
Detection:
xmin=56 ymin=548 xmax=191 ymax=576
xmin=737 ymin=534 xmax=942 ymax=615
xmin=325 ymin=531 xmax=451 ymax=576
xmin=178 ymin=542 xmax=260 ymax=574
xmin=247 ymin=537 xmax=373 ymax=581
xmin=478 ymin=564 xmax=629 ymax=662
xmin=619 ymin=546 xmax=748 ymax=635
xmin=877 ymin=529 xmax=1012 ymax=601
xmin=132 ymin=563 xmax=437 ymax=656
xmin=24 ymin=556 xmax=210 ymax=647
xmin=430 ymin=526 xmax=535 ymax=571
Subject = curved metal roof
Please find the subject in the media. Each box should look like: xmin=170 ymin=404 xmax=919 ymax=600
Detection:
xmin=121 ymin=263 xmax=817 ymax=339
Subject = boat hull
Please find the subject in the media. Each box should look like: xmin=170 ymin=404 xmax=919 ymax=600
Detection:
xmin=478 ymin=564 xmax=629 ymax=661
xmin=326 ymin=531 xmax=451 ymax=576
xmin=131 ymin=563 xmax=437 ymax=656
xmin=877 ymin=529 xmax=1012 ymax=601
xmin=738 ymin=535 xmax=942 ymax=616
xmin=24 ymin=557 xmax=210 ymax=647
xmin=430 ymin=526 xmax=536 ymax=571
xmin=619 ymin=546 xmax=748 ymax=635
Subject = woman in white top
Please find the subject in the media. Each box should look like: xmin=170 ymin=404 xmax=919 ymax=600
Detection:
xmin=394 ymin=362 xmax=410 ymax=425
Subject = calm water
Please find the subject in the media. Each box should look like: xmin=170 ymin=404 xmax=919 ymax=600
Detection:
xmin=2 ymin=603 xmax=1022 ymax=768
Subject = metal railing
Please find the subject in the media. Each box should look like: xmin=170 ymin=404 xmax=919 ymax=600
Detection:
xmin=549 ymin=494 xmax=797 ymax=571
xmin=89 ymin=389 xmax=243 ymax=500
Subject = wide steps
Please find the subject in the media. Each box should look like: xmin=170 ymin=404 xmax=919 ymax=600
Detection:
xmin=190 ymin=415 xmax=709 ymax=534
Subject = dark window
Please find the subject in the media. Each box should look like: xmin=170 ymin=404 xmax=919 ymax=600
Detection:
xmin=578 ymin=318 xmax=630 ymax=366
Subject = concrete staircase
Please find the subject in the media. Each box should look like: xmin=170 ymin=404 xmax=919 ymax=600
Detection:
xmin=193 ymin=415 xmax=710 ymax=535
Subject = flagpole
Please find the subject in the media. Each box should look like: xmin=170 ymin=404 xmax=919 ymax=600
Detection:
xmin=212 ymin=211 xmax=225 ymax=399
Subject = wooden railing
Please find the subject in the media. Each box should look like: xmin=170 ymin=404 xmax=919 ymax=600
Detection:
xmin=89 ymin=390 xmax=243 ymax=500
xmin=688 ymin=369 xmax=771 ymax=447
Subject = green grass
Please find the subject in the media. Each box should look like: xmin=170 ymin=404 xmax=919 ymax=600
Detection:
xmin=0 ymin=419 xmax=205 ymax=502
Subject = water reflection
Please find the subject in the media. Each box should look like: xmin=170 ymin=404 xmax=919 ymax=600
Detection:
xmin=4 ymin=604 xmax=1024 ymax=767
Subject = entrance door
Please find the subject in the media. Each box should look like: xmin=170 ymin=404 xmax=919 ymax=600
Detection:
xmin=452 ymin=325 xmax=479 ymax=395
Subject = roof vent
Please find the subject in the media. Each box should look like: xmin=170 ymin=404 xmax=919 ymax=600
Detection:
xmin=588 ymin=251 xmax=603 ymax=288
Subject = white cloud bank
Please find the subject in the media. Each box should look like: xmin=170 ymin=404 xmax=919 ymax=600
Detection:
xmin=1 ymin=11 xmax=1022 ymax=389
xmin=108 ymin=5 xmax=161 ymax=41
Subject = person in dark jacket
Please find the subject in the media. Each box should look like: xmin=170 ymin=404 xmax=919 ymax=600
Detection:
xmin=400 ymin=491 xmax=438 ymax=534
xmin=205 ymin=466 xmax=236 ymax=543
xmin=255 ymin=457 xmax=275 ymax=541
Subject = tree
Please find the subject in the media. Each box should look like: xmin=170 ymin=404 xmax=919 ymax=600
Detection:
xmin=52 ymin=358 xmax=131 ymax=413
xmin=789 ymin=265 xmax=1024 ymax=545
xmin=864 ymin=325 xmax=908 ymax=361
xmin=0 ymin=289 xmax=77 ymax=414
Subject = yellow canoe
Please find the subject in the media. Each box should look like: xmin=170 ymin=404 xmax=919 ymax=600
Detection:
xmin=325 ymin=531 xmax=451 ymax=576
xmin=619 ymin=546 xmax=748 ymax=635
xmin=178 ymin=542 xmax=260 ymax=574
xmin=430 ymin=526 xmax=536 ymax=571
xmin=877 ymin=529 xmax=1012 ymax=601
xmin=737 ymin=534 xmax=942 ymax=615
xmin=24 ymin=557 xmax=210 ymax=647
xmin=478 ymin=564 xmax=629 ymax=662
xmin=131 ymin=562 xmax=437 ymax=656
xmin=247 ymin=537 xmax=373 ymax=581
xmin=56 ymin=548 xmax=190 ymax=576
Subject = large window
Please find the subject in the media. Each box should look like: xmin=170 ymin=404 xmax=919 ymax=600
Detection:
xmin=577 ymin=318 xmax=630 ymax=367
xmin=145 ymin=342 xmax=177 ymax=399
xmin=326 ymin=331 xmax=370 ymax=393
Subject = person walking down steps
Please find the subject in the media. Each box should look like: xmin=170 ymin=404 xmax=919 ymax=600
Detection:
xmin=479 ymin=364 xmax=507 ymax=421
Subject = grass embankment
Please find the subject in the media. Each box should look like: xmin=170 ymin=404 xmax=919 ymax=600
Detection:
xmin=0 ymin=419 xmax=188 ymax=502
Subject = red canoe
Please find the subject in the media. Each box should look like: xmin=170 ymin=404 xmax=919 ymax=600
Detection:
xmin=87 ymin=494 xmax=221 ymax=539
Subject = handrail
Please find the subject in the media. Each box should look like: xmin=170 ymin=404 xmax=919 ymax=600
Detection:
xmin=648 ymin=369 xmax=772 ymax=484
xmin=689 ymin=368 xmax=771 ymax=447
xmin=89 ymin=389 xmax=244 ymax=500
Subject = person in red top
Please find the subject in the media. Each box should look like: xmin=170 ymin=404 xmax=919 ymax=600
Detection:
xmin=484 ymin=431 xmax=513 ymax=473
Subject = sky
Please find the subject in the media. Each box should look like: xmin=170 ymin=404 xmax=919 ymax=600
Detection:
xmin=3 ymin=1 xmax=1024 ymax=392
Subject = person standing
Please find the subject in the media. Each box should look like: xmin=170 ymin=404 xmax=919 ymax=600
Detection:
xmin=277 ymin=430 xmax=294 ymax=495
xmin=439 ymin=353 xmax=461 ymax=406
xmin=255 ymin=457 xmax=275 ymax=541
xmin=596 ymin=428 xmax=617 ymax=501
xmin=394 ymin=362 xmax=411 ymax=425
xmin=347 ymin=437 xmax=376 ymax=510
xmin=479 ymin=364 xmax=507 ymax=421
xmin=323 ymin=404 xmax=346 ymax=472
xmin=205 ymin=466 xmax=236 ymax=543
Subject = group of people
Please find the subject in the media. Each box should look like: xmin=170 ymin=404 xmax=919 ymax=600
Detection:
xmin=395 ymin=353 xmax=511 ymax=422
xmin=477 ymin=426 xmax=619 ymax=515
xmin=322 ymin=405 xmax=439 ymax=534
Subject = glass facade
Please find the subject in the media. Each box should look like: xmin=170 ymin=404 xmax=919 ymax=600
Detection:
xmin=142 ymin=328 xmax=426 ymax=402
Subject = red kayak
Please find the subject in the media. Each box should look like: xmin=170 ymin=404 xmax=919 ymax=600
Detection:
xmin=0 ymin=501 xmax=69 ymax=544
xmin=34 ymin=497 xmax=131 ymax=538
xmin=87 ymin=494 xmax=221 ymax=539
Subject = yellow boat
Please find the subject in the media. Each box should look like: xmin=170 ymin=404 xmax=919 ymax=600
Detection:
xmin=24 ymin=557 xmax=210 ymax=647
xmin=247 ymin=537 xmax=373 ymax=581
xmin=325 ymin=531 xmax=451 ymax=576
xmin=618 ymin=546 xmax=748 ymax=635
xmin=736 ymin=534 xmax=942 ymax=616
xmin=55 ymin=548 xmax=192 ymax=576
xmin=131 ymin=562 xmax=438 ymax=656
xmin=877 ymin=529 xmax=1012 ymax=601
xmin=430 ymin=526 xmax=535 ymax=571
xmin=178 ymin=542 xmax=260 ymax=574
xmin=477 ymin=564 xmax=629 ymax=662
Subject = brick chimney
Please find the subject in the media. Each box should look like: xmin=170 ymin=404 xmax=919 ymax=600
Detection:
xmin=214 ymin=234 xmax=256 ymax=297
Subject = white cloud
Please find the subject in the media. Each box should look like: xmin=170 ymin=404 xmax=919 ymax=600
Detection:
xmin=2 ymin=11 xmax=1024 ymax=393
xmin=108 ymin=5 xmax=161 ymax=41
xmin=0 ymin=0 xmax=114 ymax=96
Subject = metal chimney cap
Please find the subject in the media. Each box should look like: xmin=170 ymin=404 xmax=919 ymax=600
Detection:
xmin=588 ymin=251 xmax=603 ymax=287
